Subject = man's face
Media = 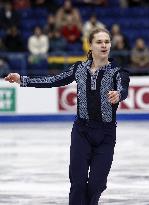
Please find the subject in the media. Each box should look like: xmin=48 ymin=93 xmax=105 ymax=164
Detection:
xmin=90 ymin=32 xmax=111 ymax=58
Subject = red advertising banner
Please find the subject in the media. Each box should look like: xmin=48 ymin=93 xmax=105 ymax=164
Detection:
xmin=58 ymin=85 xmax=149 ymax=112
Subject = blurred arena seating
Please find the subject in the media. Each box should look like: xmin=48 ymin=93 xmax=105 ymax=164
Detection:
xmin=0 ymin=1 xmax=149 ymax=76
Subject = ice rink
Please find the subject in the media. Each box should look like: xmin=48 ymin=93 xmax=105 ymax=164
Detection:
xmin=0 ymin=121 xmax=149 ymax=205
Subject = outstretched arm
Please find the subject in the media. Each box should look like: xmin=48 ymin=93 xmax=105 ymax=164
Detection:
xmin=5 ymin=63 xmax=78 ymax=88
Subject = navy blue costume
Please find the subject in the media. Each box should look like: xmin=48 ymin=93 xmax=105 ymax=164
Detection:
xmin=20 ymin=59 xmax=130 ymax=205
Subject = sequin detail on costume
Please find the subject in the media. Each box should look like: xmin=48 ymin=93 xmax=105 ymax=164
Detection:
xmin=20 ymin=76 xmax=29 ymax=87
xmin=87 ymin=64 xmax=110 ymax=91
xmin=116 ymin=72 xmax=123 ymax=101
xmin=21 ymin=64 xmax=75 ymax=86
xmin=90 ymin=70 xmax=100 ymax=90
xmin=75 ymin=61 xmax=89 ymax=119
xmin=32 ymin=65 xmax=74 ymax=83
xmin=100 ymin=66 xmax=120 ymax=122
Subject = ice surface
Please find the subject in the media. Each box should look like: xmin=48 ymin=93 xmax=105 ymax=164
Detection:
xmin=0 ymin=121 xmax=148 ymax=205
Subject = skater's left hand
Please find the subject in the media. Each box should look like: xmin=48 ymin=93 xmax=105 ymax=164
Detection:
xmin=108 ymin=91 xmax=120 ymax=104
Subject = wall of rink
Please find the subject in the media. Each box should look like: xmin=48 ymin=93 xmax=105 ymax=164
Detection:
xmin=0 ymin=76 xmax=149 ymax=122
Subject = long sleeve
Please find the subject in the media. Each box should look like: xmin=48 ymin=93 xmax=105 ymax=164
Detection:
xmin=116 ymin=68 xmax=130 ymax=102
xmin=20 ymin=63 xmax=78 ymax=88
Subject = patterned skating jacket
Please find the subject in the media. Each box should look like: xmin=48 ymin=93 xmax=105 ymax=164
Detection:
xmin=20 ymin=59 xmax=130 ymax=122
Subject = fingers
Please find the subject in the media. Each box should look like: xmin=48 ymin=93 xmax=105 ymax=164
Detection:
xmin=4 ymin=73 xmax=11 ymax=80
xmin=108 ymin=91 xmax=120 ymax=104
xmin=4 ymin=74 xmax=13 ymax=82
xmin=4 ymin=73 xmax=20 ymax=83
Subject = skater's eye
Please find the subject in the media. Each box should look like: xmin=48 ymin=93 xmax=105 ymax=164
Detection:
xmin=96 ymin=40 xmax=110 ymax=44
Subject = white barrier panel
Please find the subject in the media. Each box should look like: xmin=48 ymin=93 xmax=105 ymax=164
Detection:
xmin=0 ymin=80 xmax=57 ymax=114
xmin=0 ymin=76 xmax=149 ymax=118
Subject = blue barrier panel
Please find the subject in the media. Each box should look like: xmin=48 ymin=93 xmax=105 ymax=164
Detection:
xmin=0 ymin=114 xmax=149 ymax=123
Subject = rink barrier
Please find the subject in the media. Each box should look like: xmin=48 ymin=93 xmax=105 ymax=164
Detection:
xmin=0 ymin=113 xmax=149 ymax=123
xmin=0 ymin=77 xmax=149 ymax=122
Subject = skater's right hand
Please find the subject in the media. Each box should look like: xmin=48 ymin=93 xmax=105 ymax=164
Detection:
xmin=4 ymin=73 xmax=21 ymax=84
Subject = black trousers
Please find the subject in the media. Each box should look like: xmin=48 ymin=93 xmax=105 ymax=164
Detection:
xmin=69 ymin=118 xmax=116 ymax=205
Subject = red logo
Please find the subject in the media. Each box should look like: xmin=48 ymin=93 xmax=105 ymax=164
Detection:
xmin=58 ymin=86 xmax=77 ymax=112
xmin=119 ymin=86 xmax=149 ymax=109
